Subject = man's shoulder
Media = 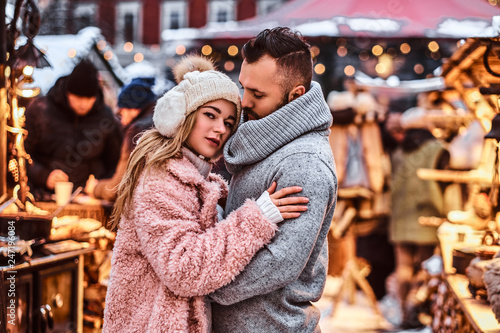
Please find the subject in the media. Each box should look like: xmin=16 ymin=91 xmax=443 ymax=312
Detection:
xmin=278 ymin=132 xmax=332 ymax=160
xmin=264 ymin=133 xmax=336 ymax=175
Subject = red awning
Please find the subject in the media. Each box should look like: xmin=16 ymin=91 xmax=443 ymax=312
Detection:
xmin=196 ymin=0 xmax=500 ymax=39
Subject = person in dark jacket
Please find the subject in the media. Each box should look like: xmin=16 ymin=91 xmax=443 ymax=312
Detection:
xmin=84 ymin=77 xmax=157 ymax=201
xmin=24 ymin=59 xmax=123 ymax=200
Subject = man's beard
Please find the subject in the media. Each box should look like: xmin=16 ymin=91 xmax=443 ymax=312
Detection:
xmin=243 ymin=92 xmax=290 ymax=122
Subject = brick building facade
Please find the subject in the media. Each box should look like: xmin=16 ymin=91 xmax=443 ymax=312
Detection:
xmin=39 ymin=0 xmax=284 ymax=46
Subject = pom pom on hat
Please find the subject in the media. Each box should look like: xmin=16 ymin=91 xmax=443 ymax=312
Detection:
xmin=118 ymin=77 xmax=157 ymax=109
xmin=153 ymin=55 xmax=241 ymax=137
xmin=66 ymin=59 xmax=100 ymax=97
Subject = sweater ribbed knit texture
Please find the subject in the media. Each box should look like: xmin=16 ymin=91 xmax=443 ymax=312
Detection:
xmin=224 ymin=82 xmax=333 ymax=170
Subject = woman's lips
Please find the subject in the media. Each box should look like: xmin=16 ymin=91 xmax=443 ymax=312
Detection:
xmin=206 ymin=137 xmax=220 ymax=146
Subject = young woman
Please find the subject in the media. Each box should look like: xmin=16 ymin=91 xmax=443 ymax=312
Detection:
xmin=102 ymin=56 xmax=309 ymax=332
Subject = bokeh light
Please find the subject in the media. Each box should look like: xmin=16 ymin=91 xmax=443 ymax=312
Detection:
xmin=344 ymin=65 xmax=355 ymax=76
xmin=224 ymin=61 xmax=235 ymax=71
xmin=311 ymin=46 xmax=320 ymax=57
xmin=372 ymin=45 xmax=383 ymax=56
xmin=201 ymin=45 xmax=213 ymax=56
xmin=337 ymin=46 xmax=348 ymax=57
xmin=400 ymin=43 xmax=411 ymax=54
xmin=227 ymin=45 xmax=239 ymax=56
xmin=414 ymin=63 xmax=424 ymax=74
xmin=103 ymin=50 xmax=113 ymax=61
xmin=67 ymin=48 xmax=77 ymax=58
xmin=123 ymin=42 xmax=134 ymax=53
xmin=428 ymin=41 xmax=440 ymax=52
xmin=314 ymin=63 xmax=326 ymax=75
xmin=359 ymin=50 xmax=370 ymax=61
xmin=96 ymin=40 xmax=107 ymax=51
xmin=176 ymin=45 xmax=186 ymax=55
xmin=134 ymin=53 xmax=144 ymax=62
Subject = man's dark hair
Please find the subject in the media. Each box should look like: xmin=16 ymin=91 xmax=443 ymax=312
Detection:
xmin=242 ymin=27 xmax=313 ymax=91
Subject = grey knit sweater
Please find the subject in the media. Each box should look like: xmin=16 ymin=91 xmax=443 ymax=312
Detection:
xmin=210 ymin=81 xmax=338 ymax=332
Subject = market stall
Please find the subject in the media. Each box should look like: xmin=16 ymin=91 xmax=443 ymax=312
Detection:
xmin=413 ymin=36 xmax=500 ymax=332
xmin=0 ymin=1 xmax=119 ymax=332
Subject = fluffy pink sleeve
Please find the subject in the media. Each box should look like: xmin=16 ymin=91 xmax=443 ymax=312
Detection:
xmin=131 ymin=170 xmax=278 ymax=297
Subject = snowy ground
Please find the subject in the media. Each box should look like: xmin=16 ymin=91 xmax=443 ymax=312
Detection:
xmin=316 ymin=276 xmax=432 ymax=333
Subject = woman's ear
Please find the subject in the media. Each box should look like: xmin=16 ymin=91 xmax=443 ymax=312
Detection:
xmin=288 ymin=85 xmax=306 ymax=102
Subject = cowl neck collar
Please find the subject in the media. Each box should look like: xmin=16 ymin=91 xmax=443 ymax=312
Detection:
xmin=224 ymin=81 xmax=331 ymax=173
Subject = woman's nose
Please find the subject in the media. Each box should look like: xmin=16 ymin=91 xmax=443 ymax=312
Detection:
xmin=214 ymin=119 xmax=226 ymax=133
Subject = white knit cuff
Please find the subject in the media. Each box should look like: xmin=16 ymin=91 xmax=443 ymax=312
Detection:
xmin=256 ymin=191 xmax=283 ymax=224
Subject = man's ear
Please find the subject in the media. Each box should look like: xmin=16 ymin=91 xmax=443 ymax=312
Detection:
xmin=288 ymin=85 xmax=306 ymax=102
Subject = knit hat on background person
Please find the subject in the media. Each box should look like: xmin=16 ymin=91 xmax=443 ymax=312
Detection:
xmin=118 ymin=77 xmax=157 ymax=109
xmin=66 ymin=59 xmax=100 ymax=97
xmin=153 ymin=55 xmax=241 ymax=138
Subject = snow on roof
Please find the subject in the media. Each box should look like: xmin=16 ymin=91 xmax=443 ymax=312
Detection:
xmin=20 ymin=27 xmax=171 ymax=96
xmin=23 ymin=27 xmax=110 ymax=94
xmin=434 ymin=18 xmax=493 ymax=38
xmin=354 ymin=71 xmax=446 ymax=95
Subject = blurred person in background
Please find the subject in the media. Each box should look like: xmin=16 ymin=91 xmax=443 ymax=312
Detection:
xmin=85 ymin=77 xmax=157 ymax=201
xmin=385 ymin=95 xmax=449 ymax=329
xmin=24 ymin=59 xmax=123 ymax=200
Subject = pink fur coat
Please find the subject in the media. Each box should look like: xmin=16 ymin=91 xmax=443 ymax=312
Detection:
xmin=102 ymin=157 xmax=277 ymax=333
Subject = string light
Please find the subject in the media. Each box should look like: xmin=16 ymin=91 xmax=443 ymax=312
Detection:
xmin=337 ymin=46 xmax=348 ymax=57
xmin=414 ymin=63 xmax=424 ymax=74
xmin=336 ymin=38 xmax=346 ymax=47
xmin=359 ymin=50 xmax=370 ymax=61
xmin=123 ymin=42 xmax=134 ymax=52
xmin=344 ymin=65 xmax=355 ymax=76
xmin=431 ymin=51 xmax=441 ymax=60
xmin=201 ymin=45 xmax=212 ymax=56
xmin=67 ymin=48 xmax=77 ymax=58
xmin=96 ymin=40 xmax=107 ymax=51
xmin=372 ymin=45 xmax=383 ymax=56
xmin=428 ymin=41 xmax=439 ymax=52
xmin=176 ymin=45 xmax=186 ymax=55
xmin=227 ymin=45 xmax=238 ymax=57
xmin=400 ymin=43 xmax=411 ymax=54
xmin=224 ymin=61 xmax=235 ymax=71
xmin=103 ymin=50 xmax=114 ymax=61
xmin=314 ymin=63 xmax=325 ymax=75
xmin=387 ymin=47 xmax=397 ymax=57
xmin=310 ymin=46 xmax=320 ymax=57
xmin=134 ymin=53 xmax=144 ymax=62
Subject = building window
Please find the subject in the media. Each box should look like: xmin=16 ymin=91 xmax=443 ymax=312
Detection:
xmin=217 ymin=9 xmax=228 ymax=22
xmin=124 ymin=13 xmax=134 ymax=42
xmin=209 ymin=1 xmax=235 ymax=23
xmin=170 ymin=12 xmax=180 ymax=29
xmin=162 ymin=1 xmax=187 ymax=31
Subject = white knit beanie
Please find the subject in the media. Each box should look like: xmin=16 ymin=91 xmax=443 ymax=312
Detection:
xmin=153 ymin=55 xmax=241 ymax=137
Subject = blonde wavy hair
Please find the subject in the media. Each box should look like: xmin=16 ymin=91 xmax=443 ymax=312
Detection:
xmin=109 ymin=112 xmax=198 ymax=230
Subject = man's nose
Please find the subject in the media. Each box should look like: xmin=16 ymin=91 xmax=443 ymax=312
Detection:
xmin=241 ymin=92 xmax=252 ymax=109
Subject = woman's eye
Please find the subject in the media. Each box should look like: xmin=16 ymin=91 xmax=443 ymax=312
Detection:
xmin=225 ymin=122 xmax=234 ymax=129
xmin=204 ymin=112 xmax=215 ymax=119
